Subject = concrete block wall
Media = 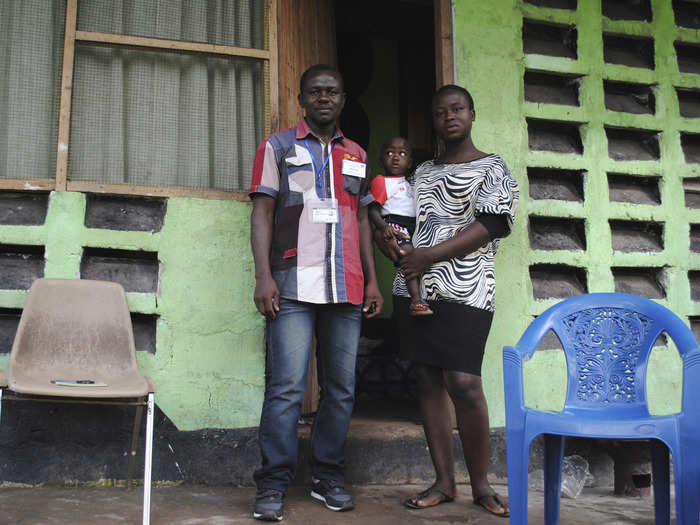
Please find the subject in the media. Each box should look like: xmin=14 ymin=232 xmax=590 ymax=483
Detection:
xmin=455 ymin=0 xmax=700 ymax=422
xmin=0 ymin=0 xmax=697 ymax=437
xmin=519 ymin=0 xmax=700 ymax=332
xmin=0 ymin=191 xmax=264 ymax=431
xmin=0 ymin=192 xmax=162 ymax=353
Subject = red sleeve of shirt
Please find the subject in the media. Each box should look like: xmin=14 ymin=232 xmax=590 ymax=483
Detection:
xmin=370 ymin=175 xmax=388 ymax=205
xmin=248 ymin=138 xmax=279 ymax=198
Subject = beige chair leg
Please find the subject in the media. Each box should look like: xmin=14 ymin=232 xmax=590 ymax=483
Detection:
xmin=127 ymin=404 xmax=144 ymax=490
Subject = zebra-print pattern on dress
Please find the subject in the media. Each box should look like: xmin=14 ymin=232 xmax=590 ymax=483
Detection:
xmin=392 ymin=154 xmax=518 ymax=312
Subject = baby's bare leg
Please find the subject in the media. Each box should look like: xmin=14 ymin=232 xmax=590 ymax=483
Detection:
xmin=406 ymin=275 xmax=422 ymax=304
xmin=400 ymin=243 xmax=420 ymax=302
xmin=402 ymin=242 xmax=433 ymax=316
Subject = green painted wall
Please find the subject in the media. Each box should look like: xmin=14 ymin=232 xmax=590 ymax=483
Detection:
xmin=0 ymin=191 xmax=264 ymax=431
xmin=2 ymin=0 xmax=699 ymax=433
xmin=453 ymin=0 xmax=700 ymax=426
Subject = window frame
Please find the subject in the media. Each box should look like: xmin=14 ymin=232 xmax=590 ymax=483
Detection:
xmin=1 ymin=0 xmax=278 ymax=201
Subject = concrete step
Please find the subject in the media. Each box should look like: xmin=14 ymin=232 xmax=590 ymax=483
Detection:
xmin=0 ymin=398 xmax=616 ymax=488
xmin=297 ymin=412 xmax=508 ymax=486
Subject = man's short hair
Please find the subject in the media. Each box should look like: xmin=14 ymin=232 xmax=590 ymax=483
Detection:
xmin=299 ymin=64 xmax=344 ymax=94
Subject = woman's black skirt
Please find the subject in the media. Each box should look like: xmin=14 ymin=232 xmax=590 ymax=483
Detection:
xmin=393 ymin=295 xmax=493 ymax=376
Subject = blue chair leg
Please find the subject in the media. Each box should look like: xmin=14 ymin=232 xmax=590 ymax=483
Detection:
xmin=675 ymin=445 xmax=700 ymax=525
xmin=544 ymin=434 xmax=565 ymax=525
xmin=506 ymin=429 xmax=530 ymax=525
xmin=650 ymin=440 xmax=670 ymax=525
xmin=679 ymin=475 xmax=700 ymax=525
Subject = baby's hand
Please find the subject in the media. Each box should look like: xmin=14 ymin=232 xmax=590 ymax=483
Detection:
xmin=382 ymin=224 xmax=396 ymax=242
xmin=390 ymin=224 xmax=411 ymax=242
xmin=393 ymin=230 xmax=410 ymax=242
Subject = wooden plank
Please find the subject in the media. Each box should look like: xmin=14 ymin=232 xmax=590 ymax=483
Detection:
xmin=277 ymin=0 xmax=299 ymax=130
xmin=277 ymin=0 xmax=337 ymax=414
xmin=301 ymin=340 xmax=320 ymax=417
xmin=55 ymin=0 xmax=78 ymax=191
xmin=67 ymin=181 xmax=250 ymax=202
xmin=277 ymin=0 xmax=337 ymax=131
xmin=434 ymin=0 xmax=455 ymax=87
xmin=0 ymin=179 xmax=56 ymax=192
xmin=434 ymin=0 xmax=457 ymax=427
xmin=268 ymin=0 xmax=279 ymax=133
xmin=75 ymin=30 xmax=271 ymax=60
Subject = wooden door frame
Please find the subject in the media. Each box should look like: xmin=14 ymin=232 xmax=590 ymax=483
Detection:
xmin=275 ymin=0 xmax=454 ymax=131
xmin=435 ymin=0 xmax=455 ymax=87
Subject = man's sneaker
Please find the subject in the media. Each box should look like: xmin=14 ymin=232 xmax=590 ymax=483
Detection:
xmin=253 ymin=489 xmax=284 ymax=521
xmin=310 ymin=478 xmax=355 ymax=511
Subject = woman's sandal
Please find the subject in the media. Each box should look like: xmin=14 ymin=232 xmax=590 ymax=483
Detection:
xmin=404 ymin=485 xmax=455 ymax=509
xmin=409 ymin=301 xmax=434 ymax=316
xmin=473 ymin=492 xmax=510 ymax=517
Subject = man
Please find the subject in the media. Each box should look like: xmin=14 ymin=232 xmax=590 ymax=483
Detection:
xmin=248 ymin=64 xmax=383 ymax=521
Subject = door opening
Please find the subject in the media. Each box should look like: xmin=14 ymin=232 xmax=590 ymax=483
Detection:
xmin=334 ymin=0 xmax=449 ymax=421
xmin=281 ymin=0 xmax=454 ymax=421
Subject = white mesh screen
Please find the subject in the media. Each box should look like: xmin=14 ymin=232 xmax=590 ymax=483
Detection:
xmin=0 ymin=0 xmax=65 ymax=180
xmin=77 ymin=0 xmax=265 ymax=50
xmin=68 ymin=43 xmax=264 ymax=191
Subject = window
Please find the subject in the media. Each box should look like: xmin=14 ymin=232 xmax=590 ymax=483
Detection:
xmin=0 ymin=1 xmax=66 ymax=186
xmin=0 ymin=0 xmax=276 ymax=199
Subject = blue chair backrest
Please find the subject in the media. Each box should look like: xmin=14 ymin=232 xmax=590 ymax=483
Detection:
xmin=524 ymin=293 xmax=698 ymax=417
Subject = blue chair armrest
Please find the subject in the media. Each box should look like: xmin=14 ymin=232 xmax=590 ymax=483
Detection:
xmin=503 ymin=346 xmax=525 ymax=414
xmin=513 ymin=313 xmax=555 ymax=361
xmin=682 ymin=348 xmax=700 ymax=415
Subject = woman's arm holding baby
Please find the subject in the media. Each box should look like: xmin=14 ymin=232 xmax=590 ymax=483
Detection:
xmin=399 ymin=221 xmax=491 ymax=281
xmin=369 ymin=202 xmax=409 ymax=262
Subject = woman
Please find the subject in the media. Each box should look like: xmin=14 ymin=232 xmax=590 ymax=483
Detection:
xmin=393 ymin=85 xmax=518 ymax=517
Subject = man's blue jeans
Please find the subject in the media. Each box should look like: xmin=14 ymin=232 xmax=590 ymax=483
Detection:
xmin=254 ymin=298 xmax=362 ymax=492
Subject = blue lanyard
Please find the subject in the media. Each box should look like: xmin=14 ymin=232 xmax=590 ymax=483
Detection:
xmin=304 ymin=139 xmax=335 ymax=197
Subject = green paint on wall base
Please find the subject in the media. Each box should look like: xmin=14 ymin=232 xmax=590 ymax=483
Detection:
xmin=0 ymin=191 xmax=265 ymax=430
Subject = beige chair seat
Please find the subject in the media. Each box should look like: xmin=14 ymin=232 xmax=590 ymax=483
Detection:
xmin=9 ymin=369 xmax=152 ymax=398
xmin=0 ymin=278 xmax=155 ymax=525
xmin=6 ymin=278 xmax=153 ymax=398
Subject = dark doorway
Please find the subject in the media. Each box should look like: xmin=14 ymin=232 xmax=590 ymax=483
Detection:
xmin=335 ymin=0 xmax=437 ymax=421
xmin=336 ymin=0 xmax=437 ymax=176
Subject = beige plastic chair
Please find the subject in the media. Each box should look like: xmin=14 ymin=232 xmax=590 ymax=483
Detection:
xmin=0 ymin=278 xmax=155 ymax=525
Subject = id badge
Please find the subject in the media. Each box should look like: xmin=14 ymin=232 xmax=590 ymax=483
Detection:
xmin=342 ymin=159 xmax=366 ymax=178
xmin=309 ymin=198 xmax=339 ymax=223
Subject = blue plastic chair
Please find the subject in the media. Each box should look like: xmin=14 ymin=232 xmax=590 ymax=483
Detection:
xmin=503 ymin=293 xmax=700 ymax=525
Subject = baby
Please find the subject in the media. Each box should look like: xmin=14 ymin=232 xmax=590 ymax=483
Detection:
xmin=369 ymin=137 xmax=433 ymax=316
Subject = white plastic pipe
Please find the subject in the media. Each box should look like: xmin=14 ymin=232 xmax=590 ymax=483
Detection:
xmin=143 ymin=393 xmax=154 ymax=525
